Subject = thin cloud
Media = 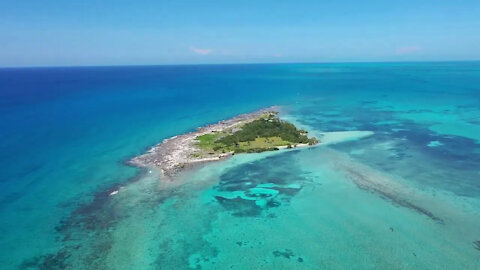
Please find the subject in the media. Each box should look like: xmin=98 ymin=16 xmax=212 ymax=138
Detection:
xmin=189 ymin=46 xmax=213 ymax=55
xmin=396 ymin=46 xmax=421 ymax=55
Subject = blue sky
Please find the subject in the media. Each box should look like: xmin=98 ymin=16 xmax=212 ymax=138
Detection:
xmin=1 ymin=0 xmax=480 ymax=66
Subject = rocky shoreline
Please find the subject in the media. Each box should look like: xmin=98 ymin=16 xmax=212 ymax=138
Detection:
xmin=129 ymin=106 xmax=287 ymax=177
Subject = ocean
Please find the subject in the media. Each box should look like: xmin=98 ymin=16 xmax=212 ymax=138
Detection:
xmin=1 ymin=62 xmax=480 ymax=269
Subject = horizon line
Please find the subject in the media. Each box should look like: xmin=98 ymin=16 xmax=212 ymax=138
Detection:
xmin=1 ymin=59 xmax=479 ymax=69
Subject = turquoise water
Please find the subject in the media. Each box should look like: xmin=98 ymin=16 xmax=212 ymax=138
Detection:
xmin=1 ymin=62 xmax=480 ymax=269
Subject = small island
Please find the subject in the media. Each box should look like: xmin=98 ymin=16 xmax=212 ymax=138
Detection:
xmin=130 ymin=107 xmax=318 ymax=176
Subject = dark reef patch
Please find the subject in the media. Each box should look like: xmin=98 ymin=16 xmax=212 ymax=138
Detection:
xmin=19 ymin=251 xmax=69 ymax=270
xmin=474 ymin=241 xmax=480 ymax=251
xmin=272 ymin=248 xmax=304 ymax=262
xmin=212 ymin=151 xmax=307 ymax=217
xmin=215 ymin=196 xmax=262 ymax=217
xmin=266 ymin=199 xmax=282 ymax=208
xmin=345 ymin=167 xmax=444 ymax=224
xmin=273 ymin=249 xmax=295 ymax=259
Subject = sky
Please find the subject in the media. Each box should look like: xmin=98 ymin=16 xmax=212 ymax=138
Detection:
xmin=1 ymin=0 xmax=480 ymax=67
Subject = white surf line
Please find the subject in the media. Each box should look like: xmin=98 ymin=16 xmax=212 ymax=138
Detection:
xmin=318 ymin=131 xmax=374 ymax=145
xmin=279 ymin=112 xmax=373 ymax=146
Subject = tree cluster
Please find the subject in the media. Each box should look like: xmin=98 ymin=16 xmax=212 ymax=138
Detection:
xmin=217 ymin=117 xmax=317 ymax=146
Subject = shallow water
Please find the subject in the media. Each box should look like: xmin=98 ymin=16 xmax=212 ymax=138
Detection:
xmin=1 ymin=62 xmax=480 ymax=269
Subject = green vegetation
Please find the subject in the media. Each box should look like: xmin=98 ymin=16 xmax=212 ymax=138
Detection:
xmin=195 ymin=133 xmax=224 ymax=149
xmin=195 ymin=114 xmax=318 ymax=154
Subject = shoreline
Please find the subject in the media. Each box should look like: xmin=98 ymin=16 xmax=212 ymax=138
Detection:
xmin=129 ymin=106 xmax=318 ymax=177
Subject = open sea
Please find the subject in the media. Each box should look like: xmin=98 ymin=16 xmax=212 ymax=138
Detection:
xmin=1 ymin=62 xmax=480 ymax=269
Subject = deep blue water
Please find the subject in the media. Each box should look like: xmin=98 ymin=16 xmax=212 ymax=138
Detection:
xmin=1 ymin=62 xmax=480 ymax=269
